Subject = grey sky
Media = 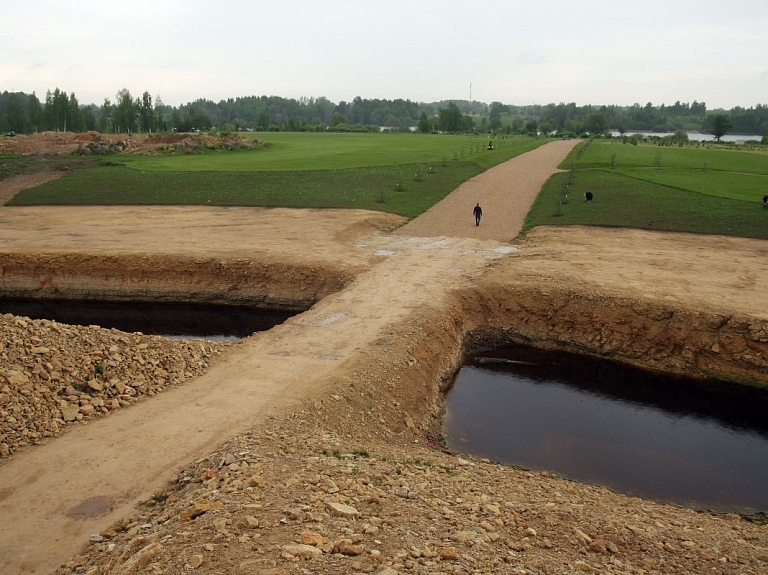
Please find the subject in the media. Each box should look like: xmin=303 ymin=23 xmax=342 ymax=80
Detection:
xmin=3 ymin=0 xmax=767 ymax=109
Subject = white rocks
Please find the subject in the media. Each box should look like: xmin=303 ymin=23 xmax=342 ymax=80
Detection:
xmin=281 ymin=543 xmax=322 ymax=558
xmin=60 ymin=403 xmax=80 ymax=422
xmin=86 ymin=379 xmax=103 ymax=392
xmin=325 ymin=501 xmax=360 ymax=518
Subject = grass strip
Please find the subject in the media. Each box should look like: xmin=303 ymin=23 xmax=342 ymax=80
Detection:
xmin=7 ymin=137 xmax=550 ymax=219
xmin=8 ymin=162 xmax=484 ymax=219
xmin=523 ymin=169 xmax=768 ymax=239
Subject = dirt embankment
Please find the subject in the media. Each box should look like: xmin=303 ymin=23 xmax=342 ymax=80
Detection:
xmin=0 ymin=252 xmax=352 ymax=312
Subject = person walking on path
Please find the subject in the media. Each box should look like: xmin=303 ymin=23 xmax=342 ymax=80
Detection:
xmin=473 ymin=203 xmax=483 ymax=226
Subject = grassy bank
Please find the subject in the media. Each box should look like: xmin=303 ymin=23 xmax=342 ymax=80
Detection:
xmin=524 ymin=139 xmax=768 ymax=239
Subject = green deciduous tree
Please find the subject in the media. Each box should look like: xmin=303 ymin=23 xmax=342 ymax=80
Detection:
xmin=115 ymin=88 xmax=136 ymax=133
xmin=5 ymin=93 xmax=27 ymax=133
xmin=139 ymin=91 xmax=153 ymax=133
xmin=257 ymin=107 xmax=271 ymax=129
xmin=438 ymin=102 xmax=463 ymax=132
xmin=539 ymin=121 xmax=555 ymax=136
xmin=67 ymin=93 xmax=83 ymax=132
xmin=82 ymin=104 xmax=97 ymax=131
xmin=671 ymin=129 xmax=689 ymax=144
xmin=417 ymin=111 xmax=430 ymax=133
xmin=586 ymin=112 xmax=608 ymax=135
xmin=44 ymin=88 xmax=70 ymax=131
xmin=330 ymin=111 xmax=346 ymax=126
xmin=710 ymin=113 xmax=733 ymax=141
xmin=27 ymin=92 xmax=42 ymax=133
xmin=99 ymin=98 xmax=113 ymax=133
xmin=154 ymin=95 xmax=166 ymax=132
xmin=488 ymin=101 xmax=507 ymax=132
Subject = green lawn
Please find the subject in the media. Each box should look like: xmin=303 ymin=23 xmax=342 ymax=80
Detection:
xmin=7 ymin=134 xmax=549 ymax=219
xmin=9 ymin=134 xmax=768 ymax=239
xmin=569 ymin=140 xmax=768 ymax=174
xmin=116 ymin=132 xmax=538 ymax=172
xmin=524 ymin=140 xmax=768 ymax=239
xmin=615 ymin=168 xmax=768 ymax=203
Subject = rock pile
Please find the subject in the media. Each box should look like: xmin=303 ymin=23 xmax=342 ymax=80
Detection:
xmin=0 ymin=130 xmax=261 ymax=157
xmin=0 ymin=313 xmax=231 ymax=458
xmin=55 ymin=423 xmax=768 ymax=575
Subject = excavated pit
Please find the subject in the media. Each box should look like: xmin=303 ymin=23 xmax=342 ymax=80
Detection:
xmin=0 ymin=298 xmax=297 ymax=339
xmin=3 ymin=253 xmax=768 ymax=507
xmin=444 ymin=343 xmax=768 ymax=515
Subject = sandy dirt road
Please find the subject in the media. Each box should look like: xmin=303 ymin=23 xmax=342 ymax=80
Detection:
xmin=397 ymin=139 xmax=576 ymax=240
xmin=1 ymin=139 xmax=767 ymax=574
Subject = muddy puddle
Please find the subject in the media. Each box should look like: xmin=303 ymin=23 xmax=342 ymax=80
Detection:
xmin=0 ymin=298 xmax=296 ymax=340
xmin=444 ymin=344 xmax=768 ymax=515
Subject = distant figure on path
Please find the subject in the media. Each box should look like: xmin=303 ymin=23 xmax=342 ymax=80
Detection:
xmin=473 ymin=203 xmax=483 ymax=226
xmin=487 ymin=141 xmax=494 ymax=150
xmin=763 ymin=194 xmax=768 ymax=209
xmin=584 ymin=191 xmax=593 ymax=203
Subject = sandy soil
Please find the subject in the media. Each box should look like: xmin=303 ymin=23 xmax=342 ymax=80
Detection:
xmin=0 ymin=140 xmax=767 ymax=574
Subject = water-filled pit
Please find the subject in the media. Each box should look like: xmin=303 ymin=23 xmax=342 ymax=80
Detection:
xmin=444 ymin=343 xmax=768 ymax=515
xmin=0 ymin=298 xmax=296 ymax=340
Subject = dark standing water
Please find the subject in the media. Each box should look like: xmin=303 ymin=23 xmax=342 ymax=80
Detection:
xmin=0 ymin=298 xmax=296 ymax=340
xmin=444 ymin=345 xmax=768 ymax=514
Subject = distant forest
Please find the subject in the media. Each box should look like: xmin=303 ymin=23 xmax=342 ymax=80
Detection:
xmin=1 ymin=88 xmax=767 ymax=138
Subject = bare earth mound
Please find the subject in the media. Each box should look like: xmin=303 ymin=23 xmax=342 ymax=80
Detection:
xmin=0 ymin=142 xmax=766 ymax=575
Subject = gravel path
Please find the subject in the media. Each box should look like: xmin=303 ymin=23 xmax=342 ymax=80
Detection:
xmin=396 ymin=139 xmax=579 ymax=241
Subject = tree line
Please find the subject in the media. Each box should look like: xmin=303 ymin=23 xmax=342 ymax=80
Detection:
xmin=1 ymin=88 xmax=767 ymax=139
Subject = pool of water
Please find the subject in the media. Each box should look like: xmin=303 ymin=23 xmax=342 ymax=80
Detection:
xmin=0 ymin=298 xmax=295 ymax=340
xmin=444 ymin=344 xmax=768 ymax=514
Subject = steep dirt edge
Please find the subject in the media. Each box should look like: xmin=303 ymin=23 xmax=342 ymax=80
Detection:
xmin=0 ymin=253 xmax=355 ymax=311
xmin=460 ymin=283 xmax=768 ymax=389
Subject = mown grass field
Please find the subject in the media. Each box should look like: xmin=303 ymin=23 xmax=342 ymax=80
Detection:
xmin=8 ymin=134 xmax=546 ymax=219
xmin=524 ymin=139 xmax=768 ymax=239
xmin=117 ymin=132 xmax=523 ymax=172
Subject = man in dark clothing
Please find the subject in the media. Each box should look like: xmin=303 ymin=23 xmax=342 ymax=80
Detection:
xmin=473 ymin=203 xmax=482 ymax=226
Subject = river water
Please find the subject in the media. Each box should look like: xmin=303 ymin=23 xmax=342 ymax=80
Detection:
xmin=610 ymin=131 xmax=762 ymax=142
xmin=444 ymin=345 xmax=768 ymax=514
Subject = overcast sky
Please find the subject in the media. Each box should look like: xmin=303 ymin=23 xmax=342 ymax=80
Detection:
xmin=3 ymin=0 xmax=767 ymax=110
